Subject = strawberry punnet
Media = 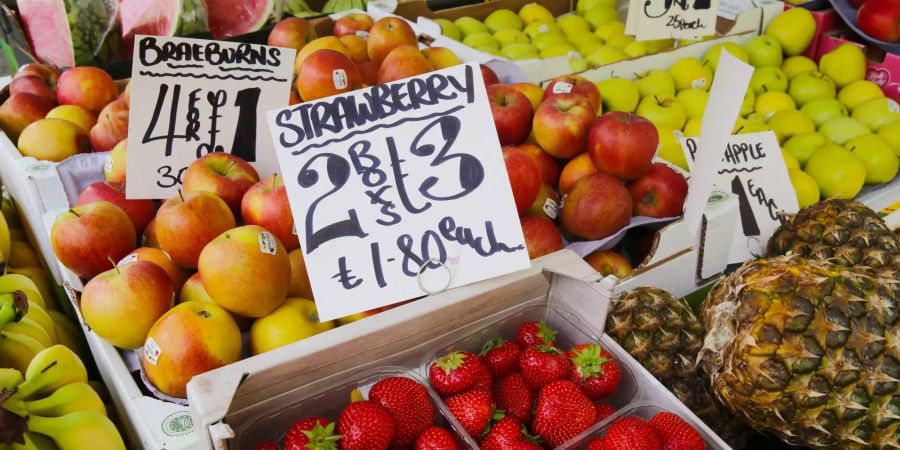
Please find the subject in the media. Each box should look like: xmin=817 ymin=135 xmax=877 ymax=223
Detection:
xmin=592 ymin=416 xmax=664 ymax=450
xmin=444 ymin=389 xmax=495 ymax=438
xmin=479 ymin=338 xmax=522 ymax=379
xmin=337 ymin=401 xmax=397 ymax=450
xmin=568 ymin=343 xmax=621 ymax=400
xmin=519 ymin=346 xmax=571 ymax=389
xmin=414 ymin=426 xmax=459 ymax=450
xmin=429 ymin=351 xmax=484 ymax=397
xmin=649 ymin=412 xmax=705 ymax=450
xmin=283 ymin=417 xmax=338 ymax=450
xmin=532 ymin=380 xmax=598 ymax=448
xmin=481 ymin=417 xmax=542 ymax=450
xmin=494 ymin=373 xmax=535 ymax=423
xmin=369 ymin=377 xmax=436 ymax=447
xmin=516 ymin=320 xmax=557 ymax=347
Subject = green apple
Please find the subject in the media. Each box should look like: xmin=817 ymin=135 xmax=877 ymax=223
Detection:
xmin=788 ymin=71 xmax=836 ymax=107
xmin=765 ymin=7 xmax=816 ymax=56
xmin=519 ymin=3 xmax=555 ymax=24
xmin=784 ymin=132 xmax=829 ymax=166
xmin=556 ymin=14 xmax=591 ymax=35
xmin=463 ymin=32 xmax=500 ymax=50
xmin=485 ymin=9 xmax=524 ymax=33
xmin=584 ymin=6 xmax=619 ymax=29
xmin=477 ymin=46 xmax=503 ymax=56
xmin=684 ymin=117 xmax=703 ymax=136
xmin=781 ymin=55 xmax=818 ymax=79
xmin=805 ymin=145 xmax=866 ymax=199
xmin=635 ymin=70 xmax=676 ymax=98
xmin=577 ymin=0 xmax=616 ymax=15
xmin=495 ymin=29 xmax=530 ymax=46
xmin=851 ymin=98 xmax=900 ymax=132
xmin=741 ymin=89 xmax=756 ymax=116
xmin=531 ymin=31 xmax=568 ymax=50
xmin=788 ymin=168 xmax=820 ymax=207
xmin=768 ymin=109 xmax=815 ymax=143
xmin=524 ymin=20 xmax=563 ymax=38
xmin=702 ymin=42 xmax=749 ymax=72
xmin=540 ymin=42 xmax=578 ymax=58
xmin=818 ymin=43 xmax=866 ymax=88
xmin=636 ymin=96 xmax=687 ymax=130
xmin=454 ymin=16 xmax=488 ymax=37
xmin=877 ymin=120 xmax=900 ymax=156
xmin=755 ymin=91 xmax=796 ymax=121
xmin=577 ymin=41 xmax=604 ymax=56
xmin=749 ymin=67 xmax=788 ymax=95
xmin=606 ymin=34 xmax=635 ymax=49
xmin=734 ymin=117 xmax=770 ymax=134
xmin=586 ymin=46 xmax=627 ymax=66
xmin=657 ymin=127 xmax=689 ymax=170
xmin=597 ymin=77 xmax=639 ymax=112
xmin=846 ymin=134 xmax=898 ymax=184
xmin=435 ymin=19 xmax=462 ymax=41
xmin=799 ymin=98 xmax=848 ymax=128
xmin=782 ymin=148 xmax=801 ymax=169
xmin=838 ymin=80 xmax=885 ymax=110
xmin=668 ymin=57 xmax=713 ymax=92
xmin=569 ymin=57 xmax=591 ymax=72
xmin=819 ymin=117 xmax=870 ymax=145
xmin=644 ymin=38 xmax=674 ymax=53
xmin=624 ymin=41 xmax=648 ymax=58
xmin=676 ymin=89 xmax=708 ymax=119
xmin=595 ymin=21 xmax=625 ymax=41
xmin=744 ymin=35 xmax=783 ymax=68
xmin=566 ymin=30 xmax=600 ymax=47
xmin=501 ymin=42 xmax=540 ymax=60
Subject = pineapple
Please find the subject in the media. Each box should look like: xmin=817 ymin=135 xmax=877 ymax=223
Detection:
xmin=699 ymin=256 xmax=900 ymax=449
xmin=767 ymin=199 xmax=899 ymax=268
xmin=605 ymin=287 xmax=750 ymax=447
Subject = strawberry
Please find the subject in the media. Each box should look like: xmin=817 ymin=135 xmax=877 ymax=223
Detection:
xmin=481 ymin=417 xmax=542 ymax=450
xmin=494 ymin=373 xmax=534 ymax=423
xmin=369 ymin=377 xmax=436 ymax=447
xmin=479 ymin=338 xmax=521 ymax=378
xmin=594 ymin=403 xmax=616 ymax=422
xmin=598 ymin=416 xmax=664 ymax=450
xmin=518 ymin=346 xmax=570 ymax=389
xmin=414 ymin=426 xmax=458 ymax=450
xmin=532 ymin=380 xmax=598 ymax=448
xmin=254 ymin=442 xmax=278 ymax=450
xmin=568 ymin=344 xmax=621 ymax=400
xmin=429 ymin=351 xmax=483 ymax=397
xmin=586 ymin=438 xmax=605 ymax=450
xmin=284 ymin=417 xmax=337 ymax=450
xmin=516 ymin=320 xmax=557 ymax=347
xmin=337 ymin=401 xmax=396 ymax=450
xmin=473 ymin=361 xmax=493 ymax=390
xmin=444 ymin=389 xmax=494 ymax=438
xmin=649 ymin=412 xmax=705 ymax=450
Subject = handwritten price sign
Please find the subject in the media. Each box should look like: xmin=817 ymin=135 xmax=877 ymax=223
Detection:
xmin=625 ymin=0 xmax=719 ymax=40
xmin=682 ymin=131 xmax=799 ymax=263
xmin=126 ymin=35 xmax=295 ymax=199
xmin=268 ymin=63 xmax=530 ymax=321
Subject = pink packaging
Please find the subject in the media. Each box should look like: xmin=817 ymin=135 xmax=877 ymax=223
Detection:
xmin=815 ymin=31 xmax=900 ymax=103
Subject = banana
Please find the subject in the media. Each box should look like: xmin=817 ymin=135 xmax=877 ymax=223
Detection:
xmin=0 ymin=367 xmax=23 ymax=390
xmin=45 ymin=312 xmax=86 ymax=362
xmin=8 ymin=242 xmax=39 ymax=270
xmin=0 ymin=195 xmax=20 ymax=231
xmin=3 ymin=320 xmax=52 ymax=349
xmin=18 ymin=382 xmax=106 ymax=418
xmin=86 ymin=381 xmax=111 ymax=405
xmin=20 ymin=302 xmax=56 ymax=346
xmin=8 ymin=345 xmax=86 ymax=402
xmin=0 ymin=274 xmax=47 ymax=309
xmin=23 ymin=434 xmax=55 ymax=450
xmin=0 ymin=205 xmax=10 ymax=270
xmin=0 ymin=330 xmax=45 ymax=374
xmin=6 ymin=269 xmax=56 ymax=312
xmin=3 ymin=433 xmax=40 ymax=450
xmin=26 ymin=411 xmax=125 ymax=450
xmin=8 ymin=229 xmax=25 ymax=243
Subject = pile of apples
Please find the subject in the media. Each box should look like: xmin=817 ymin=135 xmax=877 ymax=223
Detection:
xmin=433 ymin=0 xmax=675 ymax=70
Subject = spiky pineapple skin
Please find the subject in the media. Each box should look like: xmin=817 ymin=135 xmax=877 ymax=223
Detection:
xmin=767 ymin=199 xmax=899 ymax=269
xmin=699 ymin=256 xmax=900 ymax=449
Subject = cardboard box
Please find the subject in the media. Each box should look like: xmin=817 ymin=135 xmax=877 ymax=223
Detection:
xmin=187 ymin=250 xmax=730 ymax=450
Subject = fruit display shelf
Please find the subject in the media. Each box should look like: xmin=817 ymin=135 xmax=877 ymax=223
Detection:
xmin=828 ymin=0 xmax=900 ymax=54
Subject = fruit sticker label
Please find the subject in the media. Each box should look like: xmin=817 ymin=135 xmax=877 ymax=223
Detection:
xmin=625 ymin=0 xmax=718 ymax=40
xmin=552 ymin=82 xmax=574 ymax=94
xmin=144 ymin=337 xmax=162 ymax=366
xmin=681 ymin=131 xmax=799 ymax=263
xmin=126 ymin=35 xmax=295 ymax=199
xmin=258 ymin=231 xmax=278 ymax=255
xmin=267 ymin=62 xmax=530 ymax=321
xmin=333 ymin=69 xmax=349 ymax=90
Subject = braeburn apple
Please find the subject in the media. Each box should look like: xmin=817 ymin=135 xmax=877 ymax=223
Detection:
xmin=46 ymin=104 xmax=96 ymax=134
xmin=0 ymin=93 xmax=54 ymax=141
xmin=627 ymin=163 xmax=688 ymax=218
xmin=9 ymin=76 xmax=55 ymax=103
xmin=489 ymin=85 xmax=534 ymax=146
xmin=560 ymin=173 xmax=632 ymax=240
xmin=333 ymin=13 xmax=375 ymax=37
xmin=288 ymin=248 xmax=314 ymax=299
xmin=503 ymin=147 xmax=542 ymax=213
xmin=249 ymin=298 xmax=335 ymax=355
xmin=533 ymin=93 xmax=595 ymax=158
xmin=76 ymin=182 xmax=154 ymax=234
xmin=268 ymin=17 xmax=317 ymax=50
xmin=241 ymin=174 xmax=299 ymax=251
xmin=56 ymin=67 xmax=118 ymax=115
xmin=544 ymin=75 xmax=602 ymax=113
xmin=124 ymin=247 xmax=190 ymax=295
xmin=377 ymin=45 xmax=434 ymax=84
xmin=90 ymin=98 xmax=129 ymax=151
xmin=51 ymin=201 xmax=137 ymax=279
xmin=583 ymin=250 xmax=632 ymax=278
xmin=104 ymin=140 xmax=127 ymax=187
xmin=297 ymin=49 xmax=363 ymax=101
xmin=588 ymin=111 xmax=658 ymax=181
xmin=182 ymin=152 xmax=260 ymax=214
xmin=367 ymin=17 xmax=418 ymax=64
xmin=520 ymin=216 xmax=564 ymax=259
xmin=481 ymin=64 xmax=500 ymax=86
xmin=155 ymin=191 xmax=236 ymax=269
xmin=17 ymin=118 xmax=90 ymax=162
xmin=558 ymin=153 xmax=597 ymax=194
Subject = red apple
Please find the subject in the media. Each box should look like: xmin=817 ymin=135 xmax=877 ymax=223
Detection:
xmin=125 ymin=246 xmax=190 ymax=295
xmin=520 ymin=216 xmax=564 ymax=259
xmin=533 ymin=93 xmax=595 ymax=159
xmin=334 ymin=13 xmax=375 ymax=37
xmin=583 ymin=250 xmax=633 ymax=278
xmin=558 ymin=153 xmax=597 ymax=194
xmin=76 ymin=182 xmax=155 ymax=234
xmin=627 ymin=163 xmax=687 ymax=218
xmin=297 ymin=49 xmax=362 ymax=102
xmin=367 ymin=17 xmax=418 ymax=64
xmin=481 ymin=64 xmax=500 ymax=87
xmin=514 ymin=143 xmax=559 ymax=186
xmin=0 ymin=93 xmax=54 ymax=141
xmin=14 ymin=63 xmax=60 ymax=86
xmin=503 ymin=147 xmax=542 ymax=214
xmin=857 ymin=0 xmax=900 ymax=42
xmin=143 ymin=217 xmax=160 ymax=248
xmin=339 ymin=35 xmax=369 ymax=64
xmin=50 ymin=201 xmax=137 ymax=279
xmin=90 ymin=98 xmax=129 ymax=151
xmin=56 ymin=67 xmax=118 ymax=115
xmin=358 ymin=61 xmax=380 ymax=86
xmin=9 ymin=76 xmax=55 ymax=103
xmin=560 ymin=173 xmax=632 ymax=240
xmin=182 ymin=152 xmax=260 ymax=214
xmin=377 ymin=45 xmax=434 ymax=84
xmin=544 ymin=75 xmax=602 ymax=114
xmin=241 ymin=174 xmax=299 ymax=251
xmin=489 ymin=85 xmax=534 ymax=146
xmin=155 ymin=191 xmax=236 ymax=269
xmin=588 ymin=111 xmax=659 ymax=181
xmin=268 ymin=17 xmax=317 ymax=50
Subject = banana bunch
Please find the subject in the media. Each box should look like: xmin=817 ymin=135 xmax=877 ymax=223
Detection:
xmin=0 ymin=346 xmax=125 ymax=450
xmin=284 ymin=0 xmax=320 ymax=17
xmin=321 ymin=0 xmax=367 ymax=14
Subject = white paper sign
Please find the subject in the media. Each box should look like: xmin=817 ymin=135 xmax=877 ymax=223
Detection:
xmin=126 ymin=35 xmax=295 ymax=199
xmin=267 ymin=63 xmax=530 ymax=321
xmin=626 ymin=0 xmax=719 ymax=40
xmin=681 ymin=131 xmax=799 ymax=263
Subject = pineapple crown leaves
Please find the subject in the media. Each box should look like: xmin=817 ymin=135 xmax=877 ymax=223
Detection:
xmin=300 ymin=422 xmax=342 ymax=450
xmin=536 ymin=320 xmax=558 ymax=344
xmin=479 ymin=338 xmax=507 ymax=357
xmin=435 ymin=351 xmax=466 ymax=373
xmin=570 ymin=343 xmax=610 ymax=379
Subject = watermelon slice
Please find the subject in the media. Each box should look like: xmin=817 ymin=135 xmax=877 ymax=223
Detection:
xmin=120 ymin=0 xmax=209 ymax=57
xmin=206 ymin=0 xmax=275 ymax=40
xmin=18 ymin=0 xmax=120 ymax=67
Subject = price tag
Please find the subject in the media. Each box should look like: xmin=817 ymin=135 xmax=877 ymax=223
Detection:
xmin=126 ymin=35 xmax=295 ymax=199
xmin=681 ymin=131 xmax=799 ymax=263
xmin=267 ymin=62 xmax=530 ymax=321
xmin=626 ymin=0 xmax=719 ymax=40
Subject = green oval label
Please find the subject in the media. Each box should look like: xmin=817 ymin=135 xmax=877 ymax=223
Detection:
xmin=162 ymin=412 xmax=194 ymax=437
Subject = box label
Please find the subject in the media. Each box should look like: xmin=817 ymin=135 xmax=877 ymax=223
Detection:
xmin=626 ymin=0 xmax=719 ymax=40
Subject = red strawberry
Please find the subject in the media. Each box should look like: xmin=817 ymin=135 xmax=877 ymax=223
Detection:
xmin=594 ymin=403 xmax=616 ymax=422
xmin=568 ymin=344 xmax=621 ymax=400
xmin=414 ymin=426 xmax=459 ymax=450
xmin=479 ymin=338 xmax=521 ymax=378
xmin=429 ymin=351 xmax=483 ymax=397
xmin=599 ymin=416 xmax=664 ymax=450
xmin=532 ymin=380 xmax=598 ymax=448
xmin=518 ymin=346 xmax=570 ymax=389
xmin=494 ymin=373 xmax=534 ymax=423
xmin=481 ymin=417 xmax=542 ymax=450
xmin=369 ymin=377 xmax=436 ymax=447
xmin=254 ymin=442 xmax=278 ymax=450
xmin=516 ymin=320 xmax=557 ymax=347
xmin=649 ymin=412 xmax=705 ymax=450
xmin=284 ymin=417 xmax=337 ymax=450
xmin=444 ymin=389 xmax=494 ymax=438
xmin=337 ymin=401 xmax=396 ymax=450
xmin=473 ymin=361 xmax=493 ymax=390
